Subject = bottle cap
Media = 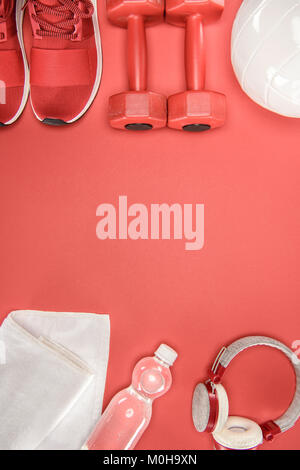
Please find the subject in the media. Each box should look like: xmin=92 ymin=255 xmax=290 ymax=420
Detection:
xmin=155 ymin=344 xmax=178 ymax=366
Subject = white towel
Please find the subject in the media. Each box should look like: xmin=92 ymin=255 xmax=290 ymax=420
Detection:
xmin=0 ymin=310 xmax=110 ymax=450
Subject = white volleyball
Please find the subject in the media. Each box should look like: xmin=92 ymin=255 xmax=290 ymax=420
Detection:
xmin=231 ymin=0 xmax=300 ymax=118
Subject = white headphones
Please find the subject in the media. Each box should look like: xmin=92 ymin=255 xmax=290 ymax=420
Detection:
xmin=192 ymin=336 xmax=300 ymax=450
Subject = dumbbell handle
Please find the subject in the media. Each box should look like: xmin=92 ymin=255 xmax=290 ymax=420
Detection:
xmin=185 ymin=15 xmax=205 ymax=91
xmin=128 ymin=15 xmax=147 ymax=91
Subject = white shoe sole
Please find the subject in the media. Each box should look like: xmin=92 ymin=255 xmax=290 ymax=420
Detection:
xmin=17 ymin=0 xmax=103 ymax=124
xmin=2 ymin=0 xmax=30 ymax=125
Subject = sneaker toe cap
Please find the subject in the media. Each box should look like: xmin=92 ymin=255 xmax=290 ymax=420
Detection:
xmin=30 ymin=47 xmax=97 ymax=123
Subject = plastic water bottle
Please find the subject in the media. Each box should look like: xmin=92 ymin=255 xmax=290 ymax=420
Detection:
xmin=83 ymin=344 xmax=178 ymax=450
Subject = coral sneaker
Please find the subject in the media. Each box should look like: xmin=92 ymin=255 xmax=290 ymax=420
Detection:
xmin=0 ymin=0 xmax=29 ymax=125
xmin=22 ymin=0 xmax=102 ymax=125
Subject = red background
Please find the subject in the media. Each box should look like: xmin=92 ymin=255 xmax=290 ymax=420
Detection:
xmin=1 ymin=0 xmax=300 ymax=450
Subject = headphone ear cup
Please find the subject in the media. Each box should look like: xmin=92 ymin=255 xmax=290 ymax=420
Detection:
xmin=192 ymin=383 xmax=229 ymax=433
xmin=213 ymin=416 xmax=263 ymax=450
xmin=214 ymin=384 xmax=229 ymax=433
xmin=192 ymin=383 xmax=211 ymax=432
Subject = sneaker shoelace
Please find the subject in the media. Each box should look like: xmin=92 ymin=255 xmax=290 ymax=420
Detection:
xmin=26 ymin=0 xmax=94 ymax=39
xmin=0 ymin=0 xmax=14 ymax=40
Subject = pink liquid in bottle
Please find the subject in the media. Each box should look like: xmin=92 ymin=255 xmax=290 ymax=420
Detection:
xmin=83 ymin=344 xmax=177 ymax=450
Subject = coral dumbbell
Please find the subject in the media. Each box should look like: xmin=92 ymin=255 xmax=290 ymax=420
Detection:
xmin=107 ymin=0 xmax=166 ymax=130
xmin=166 ymin=0 xmax=226 ymax=131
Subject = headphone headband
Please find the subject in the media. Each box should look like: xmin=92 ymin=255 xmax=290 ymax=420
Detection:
xmin=209 ymin=336 xmax=300 ymax=439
